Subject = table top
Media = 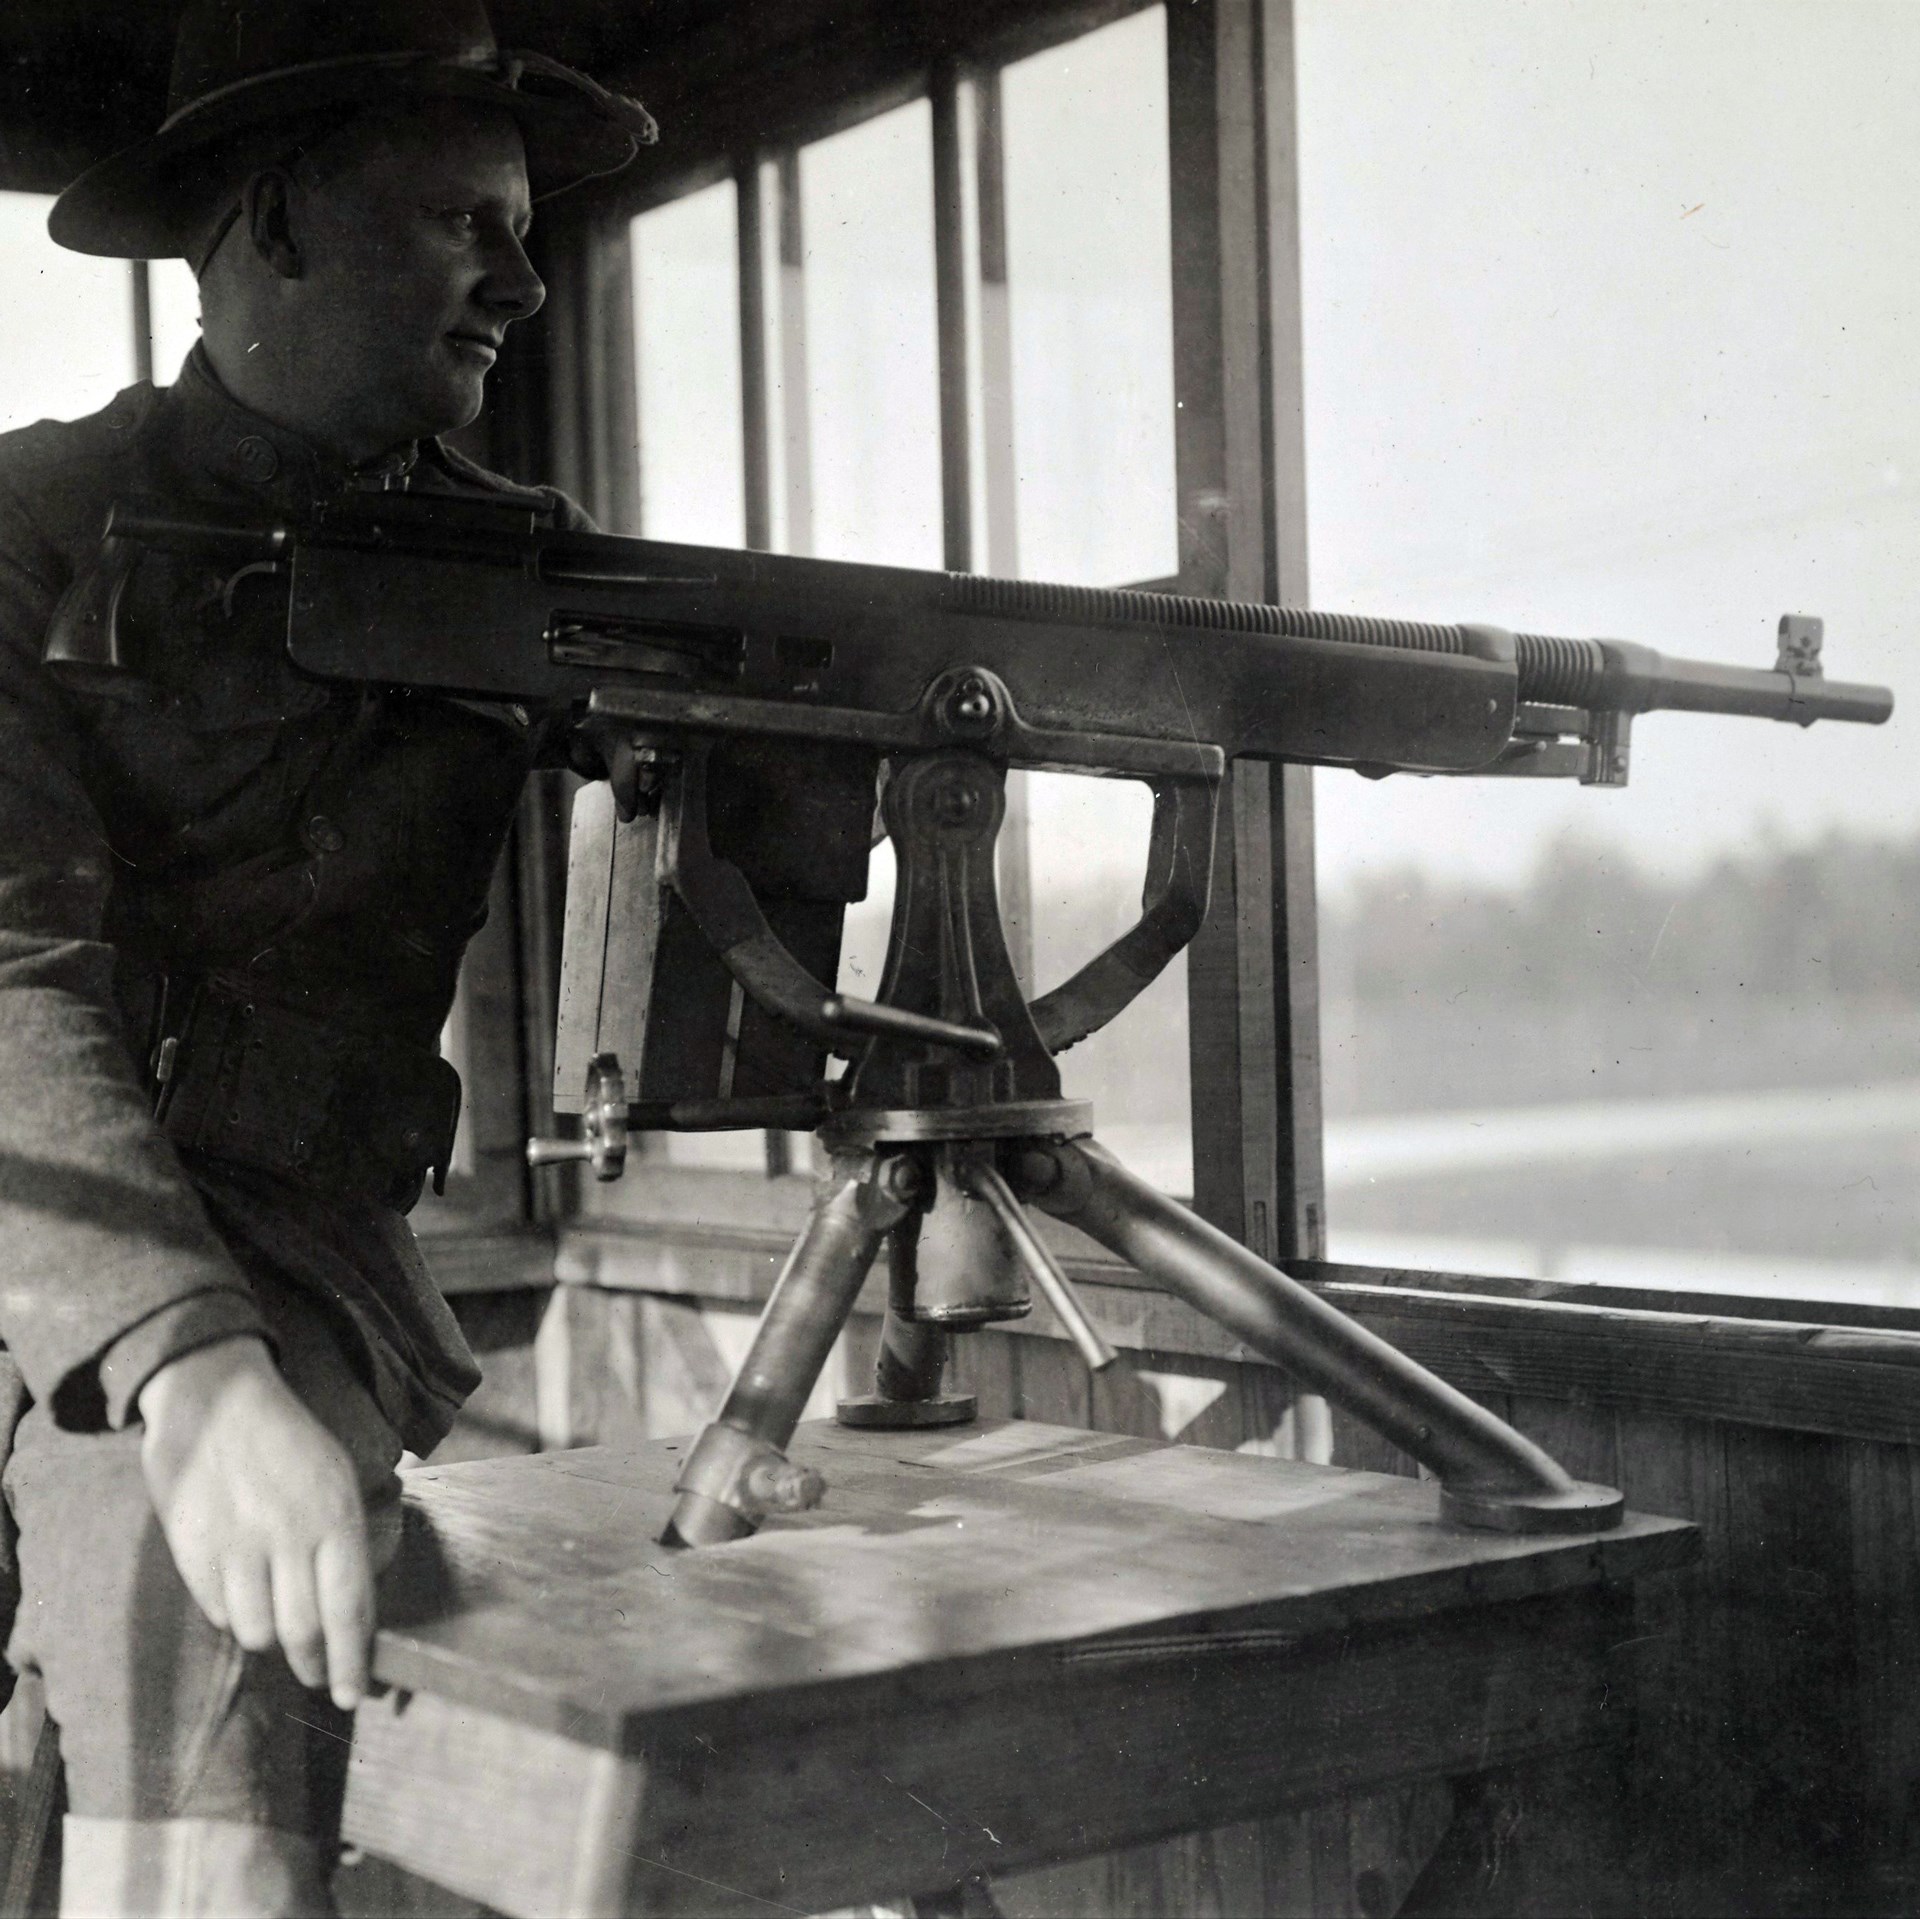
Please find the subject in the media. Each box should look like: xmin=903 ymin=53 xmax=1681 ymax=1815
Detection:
xmin=377 ymin=1418 xmax=1694 ymax=1752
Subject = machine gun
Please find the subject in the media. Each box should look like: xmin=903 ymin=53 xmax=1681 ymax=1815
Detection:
xmin=62 ymin=492 xmax=1893 ymax=1547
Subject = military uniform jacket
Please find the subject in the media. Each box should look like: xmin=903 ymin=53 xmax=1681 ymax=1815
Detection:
xmin=0 ymin=346 xmax=582 ymax=1452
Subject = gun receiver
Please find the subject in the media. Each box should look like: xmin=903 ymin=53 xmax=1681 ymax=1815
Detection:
xmin=60 ymin=493 xmax=1894 ymax=1549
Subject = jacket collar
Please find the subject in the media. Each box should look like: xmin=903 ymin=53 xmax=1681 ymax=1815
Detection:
xmin=158 ymin=344 xmax=431 ymax=511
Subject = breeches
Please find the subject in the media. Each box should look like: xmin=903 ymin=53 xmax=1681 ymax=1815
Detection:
xmin=3 ymin=1268 xmax=406 ymax=1910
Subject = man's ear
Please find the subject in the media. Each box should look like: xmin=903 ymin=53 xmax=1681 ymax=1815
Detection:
xmin=243 ymin=169 xmax=303 ymax=279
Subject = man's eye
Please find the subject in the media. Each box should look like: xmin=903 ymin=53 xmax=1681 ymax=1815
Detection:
xmin=433 ymin=208 xmax=479 ymax=238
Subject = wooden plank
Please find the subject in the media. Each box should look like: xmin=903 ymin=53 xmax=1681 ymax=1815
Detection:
xmin=345 ymin=1691 xmax=645 ymax=1919
xmin=583 ymin=208 xmax=643 ymax=537
xmin=1301 ymin=1285 xmax=1920 ymax=1449
xmin=567 ymin=1170 xmax=815 ymax=1242
xmin=531 ymin=1284 xmax=575 ymax=1452
xmin=431 ymin=854 xmax=534 ymax=1221
xmin=775 ymin=150 xmax=813 ymax=556
xmin=586 ymin=0 xmax=1155 ymax=219
xmin=1341 ymin=1778 xmax=1456 ymax=1919
xmin=1169 ymin=0 xmax=1303 ymax=1261
xmin=1399 ymin=1746 xmax=1633 ymax=1919
xmin=1847 ymin=1438 xmax=1920 ymax=1903
xmin=1326 ymin=1401 xmax=1415 ymax=1481
xmin=949 ymin=1326 xmax=1023 ymax=1422
xmin=1154 ymin=0 xmax=1333 ymax=1276
xmin=1298 ymin=1257 xmax=1920 ymax=1336
xmin=1719 ymin=1426 xmax=1863 ymax=1865
xmin=1608 ymin=1408 xmax=1730 ymax=1893
xmin=414 ymin=1226 xmax=555 ymax=1296
xmin=1504 ymin=1395 xmax=1619 ymax=1490
xmin=1224 ymin=1354 xmax=1300 ymax=1458
xmin=735 ymin=157 xmax=774 ymax=553
xmin=511 ymin=773 xmax=576 ymax=1231
xmin=988 ymin=1786 xmax=1454 ymax=1919
xmin=351 ymin=1584 xmax=1633 ymax=1919
xmin=562 ymin=1214 xmax=1920 ymax=1343
xmin=558 ymin=1216 xmax=1920 ymax=1445
xmin=1010 ymin=1333 xmax=1091 ymax=1428
xmin=371 ymin=1421 xmax=1691 ymax=1747
xmin=931 ymin=63 xmax=974 ymax=574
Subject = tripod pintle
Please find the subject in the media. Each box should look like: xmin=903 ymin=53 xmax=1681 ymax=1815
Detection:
xmin=849 ymin=751 xmax=1058 ymax=1113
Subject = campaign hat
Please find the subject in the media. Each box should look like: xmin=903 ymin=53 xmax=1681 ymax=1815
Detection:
xmin=50 ymin=0 xmax=657 ymax=259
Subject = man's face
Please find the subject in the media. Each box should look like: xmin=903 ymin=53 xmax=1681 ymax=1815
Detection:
xmin=292 ymin=102 xmax=544 ymax=450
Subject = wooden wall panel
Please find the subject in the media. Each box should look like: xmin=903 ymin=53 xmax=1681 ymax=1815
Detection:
xmin=996 ymin=1778 xmax=1453 ymax=1919
xmin=1847 ymin=1438 xmax=1920 ymax=1904
xmin=949 ymin=1326 xmax=1024 ymax=1423
xmin=1721 ymin=1428 xmax=1863 ymax=1866
xmin=1504 ymin=1395 xmax=1619 ymax=1490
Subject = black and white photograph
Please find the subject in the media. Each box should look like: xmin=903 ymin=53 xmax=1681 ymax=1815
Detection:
xmin=0 ymin=2 xmax=1909 ymax=1914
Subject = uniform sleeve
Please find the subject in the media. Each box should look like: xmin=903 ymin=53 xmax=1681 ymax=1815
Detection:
xmin=0 ymin=476 xmax=266 ymax=1430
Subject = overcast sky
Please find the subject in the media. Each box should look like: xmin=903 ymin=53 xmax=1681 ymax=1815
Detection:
xmin=1299 ymin=0 xmax=1920 ymax=891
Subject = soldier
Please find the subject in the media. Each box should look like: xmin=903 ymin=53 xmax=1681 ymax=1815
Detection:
xmin=0 ymin=3 xmax=652 ymax=1910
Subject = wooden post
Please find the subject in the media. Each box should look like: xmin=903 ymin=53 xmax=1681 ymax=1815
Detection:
xmin=932 ymin=64 xmax=975 ymax=576
xmin=128 ymin=260 xmax=154 ymax=386
xmin=776 ymin=151 xmax=815 ymax=557
xmin=930 ymin=62 xmax=1035 ymax=986
xmin=1168 ymin=0 xmax=1325 ymax=1260
xmin=737 ymin=157 xmax=774 ymax=554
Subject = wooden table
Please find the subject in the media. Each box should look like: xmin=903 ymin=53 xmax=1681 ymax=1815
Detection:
xmin=342 ymin=1419 xmax=1693 ymax=1918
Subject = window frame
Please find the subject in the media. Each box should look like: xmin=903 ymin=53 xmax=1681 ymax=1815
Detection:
xmin=531 ymin=0 xmax=1322 ymax=1268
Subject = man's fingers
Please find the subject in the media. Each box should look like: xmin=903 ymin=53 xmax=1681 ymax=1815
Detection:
xmin=222 ymin=1558 xmax=277 ymax=1655
xmin=177 ymin=1558 xmax=231 ymax=1634
xmin=270 ymin=1548 xmax=328 ymax=1693
xmin=314 ymin=1525 xmax=374 ymax=1710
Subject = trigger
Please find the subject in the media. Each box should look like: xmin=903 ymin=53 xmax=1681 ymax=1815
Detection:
xmin=219 ymin=558 xmax=288 ymax=621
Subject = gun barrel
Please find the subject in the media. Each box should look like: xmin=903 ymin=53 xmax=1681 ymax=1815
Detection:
xmin=1512 ymin=633 xmax=1892 ymax=726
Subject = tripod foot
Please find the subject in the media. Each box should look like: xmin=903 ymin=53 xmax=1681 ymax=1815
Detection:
xmin=837 ymin=1391 xmax=977 ymax=1429
xmin=1439 ymin=1479 xmax=1626 ymax=1535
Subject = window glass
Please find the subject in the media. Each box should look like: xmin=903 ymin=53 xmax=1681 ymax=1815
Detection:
xmin=0 ymin=193 xmax=134 ymax=432
xmin=1000 ymin=7 xmax=1177 ymax=585
xmin=799 ymin=101 xmax=943 ymax=569
xmin=632 ymin=179 xmax=745 ymax=547
xmin=999 ymin=8 xmax=1191 ymax=1195
xmin=623 ymin=180 xmax=761 ymax=1170
xmin=610 ymin=30 xmax=1187 ymax=1197
xmin=1299 ymin=1 xmax=1917 ymax=1301
xmin=149 ymin=259 xmax=202 ymax=385
xmin=1025 ymin=775 xmax=1192 ymax=1193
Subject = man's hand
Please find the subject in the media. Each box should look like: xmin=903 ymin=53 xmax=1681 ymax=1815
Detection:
xmin=138 ymin=1335 xmax=373 ymax=1709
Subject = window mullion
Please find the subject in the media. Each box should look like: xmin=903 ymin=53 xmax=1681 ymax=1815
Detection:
xmin=129 ymin=260 xmax=154 ymax=386
xmin=775 ymin=151 xmax=814 ymax=557
xmin=736 ymin=157 xmax=774 ymax=553
xmin=932 ymin=64 xmax=975 ymax=574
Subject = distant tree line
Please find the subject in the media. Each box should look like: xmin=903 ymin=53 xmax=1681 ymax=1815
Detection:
xmin=1325 ymin=830 xmax=1920 ymax=1006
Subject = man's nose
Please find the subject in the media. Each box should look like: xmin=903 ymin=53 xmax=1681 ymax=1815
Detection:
xmin=482 ymin=230 xmax=546 ymax=321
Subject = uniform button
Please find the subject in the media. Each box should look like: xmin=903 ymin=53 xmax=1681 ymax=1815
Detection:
xmin=234 ymin=435 xmax=279 ymax=483
xmin=303 ymin=814 xmax=346 ymax=855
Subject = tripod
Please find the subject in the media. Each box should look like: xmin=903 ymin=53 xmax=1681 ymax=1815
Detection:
xmin=640 ymin=745 xmax=1623 ymax=1549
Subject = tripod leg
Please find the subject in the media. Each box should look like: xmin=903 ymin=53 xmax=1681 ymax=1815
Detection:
xmin=1028 ymin=1139 xmax=1623 ymax=1533
xmin=662 ymin=1150 xmax=919 ymax=1547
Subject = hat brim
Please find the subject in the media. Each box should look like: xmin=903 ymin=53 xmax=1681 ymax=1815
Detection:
xmin=50 ymin=53 xmax=656 ymax=260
